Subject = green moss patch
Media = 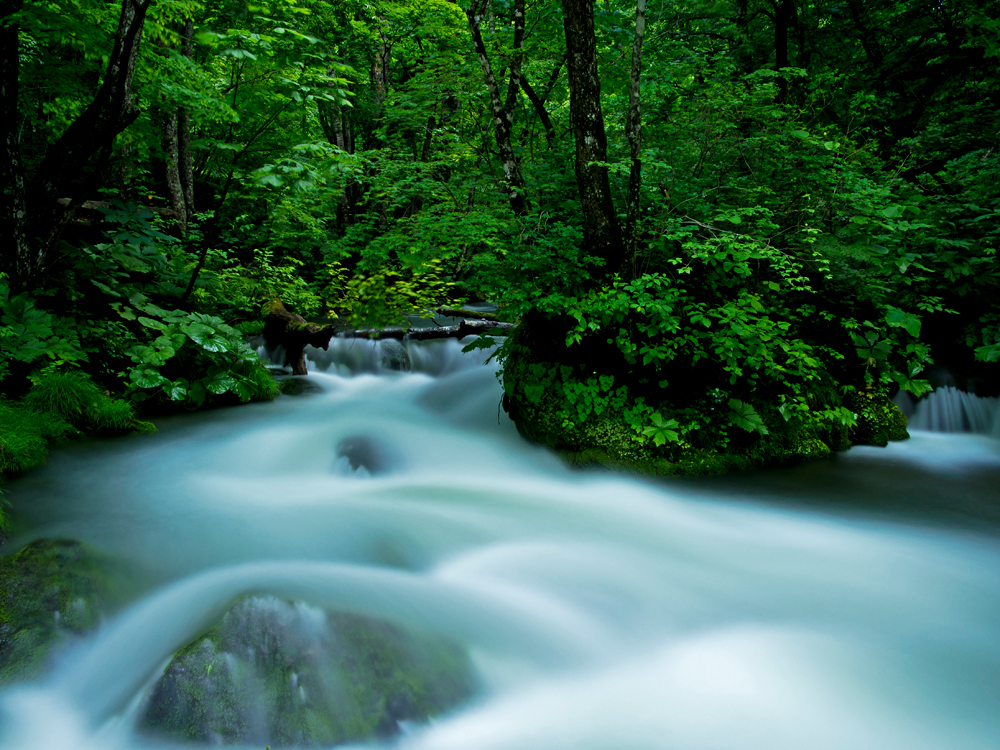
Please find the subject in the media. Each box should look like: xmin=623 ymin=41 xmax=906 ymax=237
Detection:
xmin=0 ymin=539 xmax=134 ymax=686
xmin=141 ymin=595 xmax=475 ymax=747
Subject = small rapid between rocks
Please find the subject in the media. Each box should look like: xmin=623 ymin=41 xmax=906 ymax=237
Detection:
xmin=1 ymin=340 xmax=998 ymax=750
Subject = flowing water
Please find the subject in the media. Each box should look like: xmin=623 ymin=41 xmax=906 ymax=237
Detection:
xmin=2 ymin=340 xmax=999 ymax=750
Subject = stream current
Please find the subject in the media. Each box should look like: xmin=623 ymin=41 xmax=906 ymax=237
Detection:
xmin=1 ymin=339 xmax=999 ymax=749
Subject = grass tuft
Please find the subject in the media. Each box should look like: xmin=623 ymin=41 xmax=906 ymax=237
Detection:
xmin=22 ymin=371 xmax=102 ymax=422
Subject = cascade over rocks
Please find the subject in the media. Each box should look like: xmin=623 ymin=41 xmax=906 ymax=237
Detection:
xmin=263 ymin=300 xmax=514 ymax=376
xmin=140 ymin=595 xmax=475 ymax=747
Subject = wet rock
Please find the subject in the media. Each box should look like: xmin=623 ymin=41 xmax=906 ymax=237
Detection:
xmin=141 ymin=596 xmax=475 ymax=747
xmin=278 ymin=377 xmax=324 ymax=396
xmin=335 ymin=435 xmax=387 ymax=475
xmin=378 ymin=339 xmax=411 ymax=372
xmin=0 ymin=539 xmax=131 ymax=685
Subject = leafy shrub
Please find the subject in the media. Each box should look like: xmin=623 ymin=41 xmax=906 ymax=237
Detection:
xmin=122 ymin=302 xmax=280 ymax=409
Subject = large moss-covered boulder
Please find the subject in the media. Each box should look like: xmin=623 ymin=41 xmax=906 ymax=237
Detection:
xmin=140 ymin=595 xmax=475 ymax=747
xmin=0 ymin=539 xmax=130 ymax=685
xmin=847 ymin=389 xmax=910 ymax=446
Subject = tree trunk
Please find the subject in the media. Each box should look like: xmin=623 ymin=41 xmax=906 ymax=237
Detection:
xmin=734 ymin=0 xmax=752 ymax=75
xmin=20 ymin=0 xmax=152 ymax=285
xmin=465 ymin=0 xmax=529 ymax=215
xmin=847 ymin=0 xmax=884 ymax=71
xmin=178 ymin=18 xmax=196 ymax=216
xmin=774 ymin=0 xmax=795 ymax=101
xmin=0 ymin=0 xmax=31 ymax=289
xmin=625 ymin=0 xmax=647 ymax=269
xmin=162 ymin=110 xmax=187 ymax=233
xmin=561 ymin=0 xmax=623 ymax=272
xmin=520 ymin=76 xmax=556 ymax=147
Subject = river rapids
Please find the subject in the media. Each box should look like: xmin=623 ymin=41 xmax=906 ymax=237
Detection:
xmin=1 ymin=339 xmax=998 ymax=749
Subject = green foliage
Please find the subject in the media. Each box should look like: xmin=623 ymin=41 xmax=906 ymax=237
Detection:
xmin=22 ymin=371 xmax=104 ymax=423
xmin=325 ymin=260 xmax=458 ymax=328
xmin=122 ymin=304 xmax=279 ymax=409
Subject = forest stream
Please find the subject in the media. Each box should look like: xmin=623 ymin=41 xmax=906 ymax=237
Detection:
xmin=0 ymin=339 xmax=998 ymax=750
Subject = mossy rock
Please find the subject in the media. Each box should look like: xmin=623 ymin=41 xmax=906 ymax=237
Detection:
xmin=277 ymin=377 xmax=324 ymax=396
xmin=847 ymin=389 xmax=910 ymax=447
xmin=141 ymin=595 xmax=475 ymax=747
xmin=0 ymin=539 xmax=132 ymax=686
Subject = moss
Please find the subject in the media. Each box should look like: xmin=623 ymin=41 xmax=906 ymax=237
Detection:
xmin=277 ymin=378 xmax=323 ymax=396
xmin=141 ymin=596 xmax=475 ymax=747
xmin=846 ymin=389 xmax=910 ymax=447
xmin=232 ymin=320 xmax=266 ymax=336
xmin=0 ymin=539 xmax=134 ymax=686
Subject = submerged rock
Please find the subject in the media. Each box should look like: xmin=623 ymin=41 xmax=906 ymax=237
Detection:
xmin=0 ymin=539 xmax=130 ymax=685
xmin=335 ymin=435 xmax=388 ymax=475
xmin=277 ymin=377 xmax=324 ymax=396
xmin=140 ymin=596 xmax=475 ymax=747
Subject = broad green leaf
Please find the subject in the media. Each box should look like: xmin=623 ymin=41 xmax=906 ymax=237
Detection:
xmin=129 ymin=367 xmax=167 ymax=389
xmin=728 ymin=399 xmax=769 ymax=434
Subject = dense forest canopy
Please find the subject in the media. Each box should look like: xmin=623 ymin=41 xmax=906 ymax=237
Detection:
xmin=1 ymin=0 xmax=999 ymax=486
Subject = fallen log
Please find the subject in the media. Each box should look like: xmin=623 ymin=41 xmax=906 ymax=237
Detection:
xmin=434 ymin=307 xmax=504 ymax=322
xmin=337 ymin=318 xmax=515 ymax=341
xmin=263 ymin=301 xmax=513 ymax=375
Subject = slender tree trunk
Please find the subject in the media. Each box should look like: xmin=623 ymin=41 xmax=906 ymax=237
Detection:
xmin=23 ymin=0 xmax=152 ymax=283
xmin=734 ymin=0 xmax=752 ymax=75
xmin=520 ymin=76 xmax=556 ymax=147
xmin=561 ymin=0 xmax=623 ymax=271
xmin=0 ymin=0 xmax=32 ymax=288
xmin=465 ymin=0 xmax=529 ymax=215
xmin=178 ymin=18 xmax=196 ymax=216
xmin=162 ymin=111 xmax=187 ymax=233
xmin=847 ymin=0 xmax=884 ymax=71
xmin=774 ymin=0 xmax=794 ymax=101
xmin=625 ymin=0 xmax=647 ymax=270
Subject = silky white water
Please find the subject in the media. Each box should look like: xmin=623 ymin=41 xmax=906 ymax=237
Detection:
xmin=2 ymin=341 xmax=999 ymax=749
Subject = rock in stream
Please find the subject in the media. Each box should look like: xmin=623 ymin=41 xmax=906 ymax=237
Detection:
xmin=140 ymin=595 xmax=475 ymax=746
xmin=0 ymin=538 xmax=132 ymax=686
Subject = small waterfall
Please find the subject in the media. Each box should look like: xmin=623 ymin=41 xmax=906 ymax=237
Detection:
xmin=904 ymin=386 xmax=1000 ymax=435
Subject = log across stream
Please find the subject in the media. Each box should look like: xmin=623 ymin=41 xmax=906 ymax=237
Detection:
xmin=0 ymin=339 xmax=998 ymax=750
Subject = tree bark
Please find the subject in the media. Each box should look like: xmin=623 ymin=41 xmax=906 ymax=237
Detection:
xmin=734 ymin=0 xmax=752 ymax=75
xmin=520 ymin=76 xmax=556 ymax=147
xmin=162 ymin=110 xmax=187 ymax=233
xmin=0 ymin=0 xmax=31 ymax=288
xmin=847 ymin=0 xmax=884 ymax=71
xmin=20 ymin=0 xmax=152 ymax=285
xmin=178 ymin=18 xmax=196 ymax=216
xmin=773 ymin=0 xmax=796 ymax=101
xmin=464 ymin=0 xmax=529 ymax=215
xmin=561 ymin=0 xmax=623 ymax=272
xmin=625 ymin=0 xmax=647 ymax=268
